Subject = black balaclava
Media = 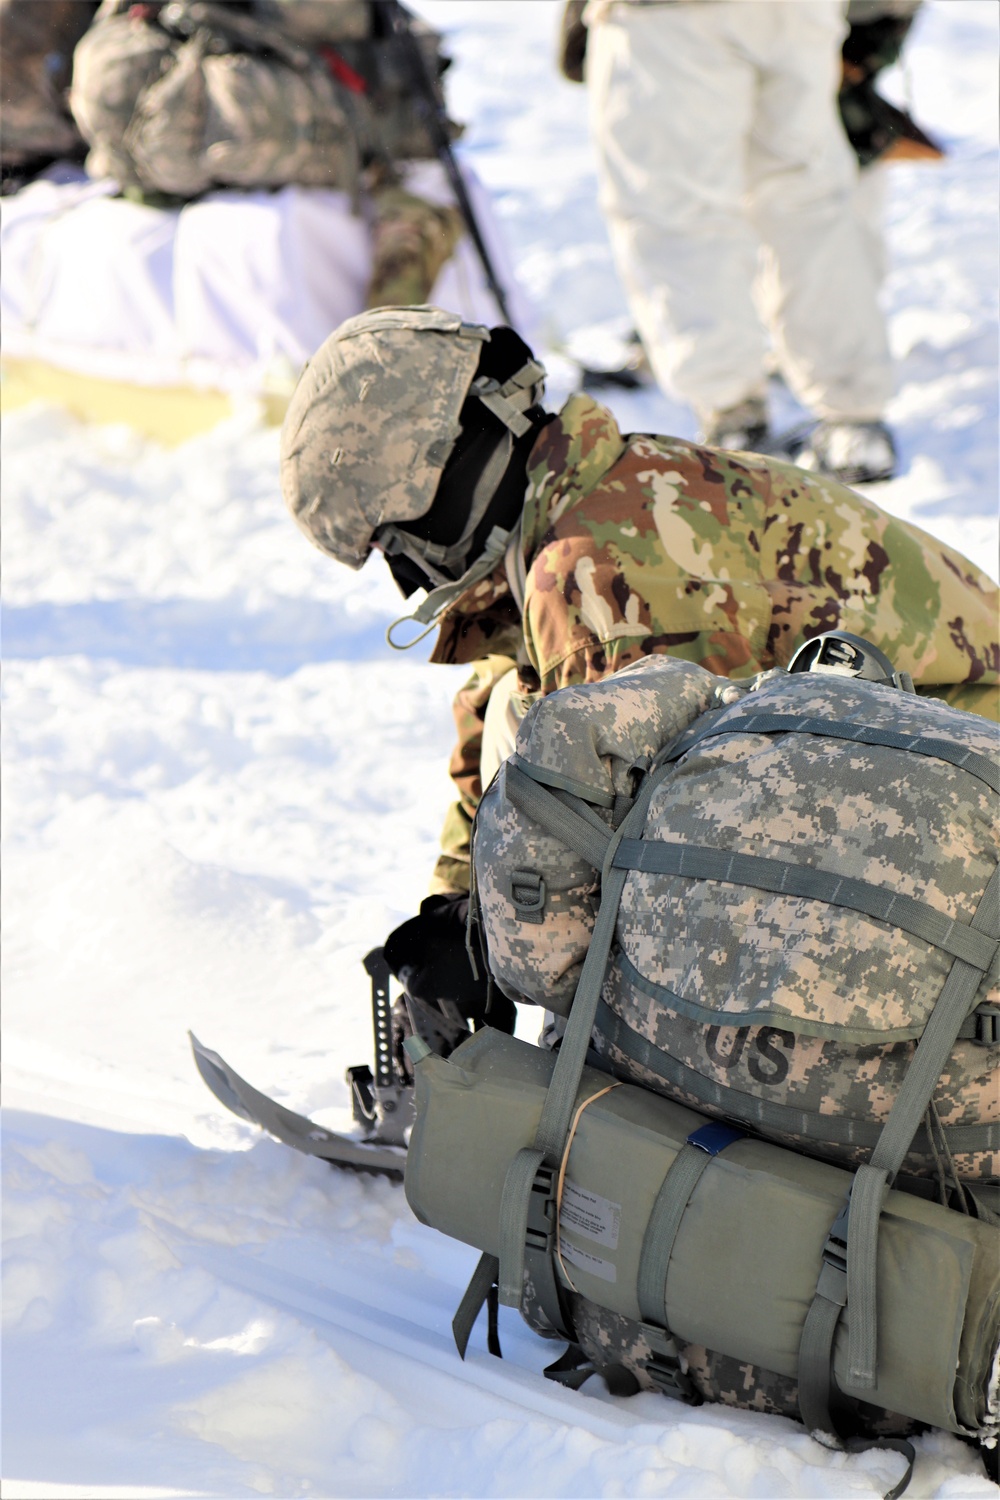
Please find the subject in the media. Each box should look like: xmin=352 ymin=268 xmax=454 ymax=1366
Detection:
xmin=385 ymin=327 xmax=552 ymax=598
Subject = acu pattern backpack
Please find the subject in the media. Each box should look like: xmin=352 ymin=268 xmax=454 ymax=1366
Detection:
xmin=403 ymin=648 xmax=999 ymax=1488
xmin=69 ymin=0 xmax=454 ymax=200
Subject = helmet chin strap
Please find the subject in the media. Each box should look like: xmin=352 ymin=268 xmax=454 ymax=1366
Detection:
xmin=385 ymin=524 xmax=514 ymax=650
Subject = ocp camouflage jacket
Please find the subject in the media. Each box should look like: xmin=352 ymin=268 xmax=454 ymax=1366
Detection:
xmin=428 ymin=394 xmax=999 ymax=892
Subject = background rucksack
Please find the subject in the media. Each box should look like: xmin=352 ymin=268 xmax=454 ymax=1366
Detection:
xmin=69 ymin=0 xmax=455 ymax=200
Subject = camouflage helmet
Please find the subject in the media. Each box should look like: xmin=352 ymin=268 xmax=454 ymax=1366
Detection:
xmin=280 ymin=306 xmax=546 ymax=574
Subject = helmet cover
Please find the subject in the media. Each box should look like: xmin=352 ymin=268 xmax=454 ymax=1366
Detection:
xmin=280 ymin=305 xmax=489 ymax=569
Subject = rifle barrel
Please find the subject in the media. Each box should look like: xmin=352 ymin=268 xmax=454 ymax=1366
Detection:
xmin=385 ymin=0 xmax=513 ymax=324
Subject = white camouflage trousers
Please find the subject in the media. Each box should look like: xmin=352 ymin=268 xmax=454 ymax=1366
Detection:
xmin=586 ymin=0 xmax=893 ymax=424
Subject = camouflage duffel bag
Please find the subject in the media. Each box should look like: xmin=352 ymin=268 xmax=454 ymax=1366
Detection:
xmin=473 ymin=653 xmax=999 ymax=1187
xmin=70 ymin=1 xmax=366 ymax=198
xmin=404 ymin=1027 xmax=1000 ymax=1447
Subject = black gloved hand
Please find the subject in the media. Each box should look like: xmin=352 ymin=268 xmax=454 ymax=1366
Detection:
xmin=383 ymin=894 xmax=516 ymax=1034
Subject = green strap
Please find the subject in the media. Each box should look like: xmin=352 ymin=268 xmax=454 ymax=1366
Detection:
xmin=843 ymin=1164 xmax=890 ymax=1389
xmin=453 ymin=1251 xmax=500 ymax=1360
xmin=798 ymin=1252 xmax=848 ymax=1433
xmin=508 ymin=752 xmax=616 ymax=811
xmin=664 ymin=711 xmax=1000 ymax=795
xmin=869 ymin=875 xmax=1000 ymax=1176
xmin=845 ymin=864 xmax=1000 ymax=1390
xmin=535 ymin=864 xmax=630 ymax=1159
xmin=635 ymin=1122 xmax=744 ymax=1327
xmin=495 ymin=761 xmax=672 ymax=1327
xmin=498 ymin=1146 xmax=548 ymax=1307
xmin=613 ymin=840 xmax=998 ymax=974
xmin=386 ymin=524 xmax=512 ymax=649
xmin=799 ymin=863 xmax=1000 ymax=1429
xmin=504 ymin=761 xmax=612 ymax=870
xmin=637 ymin=1144 xmax=713 ymax=1328
xmin=594 ymin=998 xmax=999 ymax=1157
xmin=845 ymin=1437 xmax=916 ymax=1500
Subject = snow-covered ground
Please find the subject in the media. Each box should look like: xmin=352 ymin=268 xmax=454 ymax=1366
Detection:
xmin=2 ymin=2 xmax=998 ymax=1496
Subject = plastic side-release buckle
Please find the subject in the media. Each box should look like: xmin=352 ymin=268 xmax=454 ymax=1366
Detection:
xmin=524 ymin=1161 xmax=574 ymax=1340
xmin=526 ymin=1161 xmax=558 ymax=1252
xmin=640 ymin=1322 xmax=701 ymax=1405
xmin=973 ymin=1004 xmax=1000 ymax=1047
xmin=816 ymin=1190 xmax=851 ymax=1306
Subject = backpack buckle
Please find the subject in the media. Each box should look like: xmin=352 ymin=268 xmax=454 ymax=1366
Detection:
xmin=816 ymin=1191 xmax=851 ymax=1306
xmin=526 ymin=1162 xmax=558 ymax=1250
xmin=523 ymin=1162 xmax=574 ymax=1340
xmin=973 ymin=1005 xmax=1000 ymax=1047
xmin=640 ymin=1323 xmax=701 ymax=1404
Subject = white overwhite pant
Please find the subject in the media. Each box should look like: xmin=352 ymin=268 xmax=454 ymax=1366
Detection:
xmin=586 ymin=1 xmax=893 ymax=423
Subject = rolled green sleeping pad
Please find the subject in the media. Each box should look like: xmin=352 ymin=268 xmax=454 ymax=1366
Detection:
xmin=405 ymin=1028 xmax=1000 ymax=1441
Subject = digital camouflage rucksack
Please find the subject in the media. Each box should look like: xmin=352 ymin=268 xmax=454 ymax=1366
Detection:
xmin=475 ymin=656 xmax=998 ymax=1187
xmin=404 ymin=650 xmax=999 ymax=1486
xmin=70 ymin=0 xmax=364 ymax=198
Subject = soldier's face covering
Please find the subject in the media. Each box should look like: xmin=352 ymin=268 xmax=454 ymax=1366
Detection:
xmin=385 ymin=328 xmax=551 ymax=597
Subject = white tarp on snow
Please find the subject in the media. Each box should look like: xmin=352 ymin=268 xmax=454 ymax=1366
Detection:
xmin=0 ymin=159 xmax=535 ymax=391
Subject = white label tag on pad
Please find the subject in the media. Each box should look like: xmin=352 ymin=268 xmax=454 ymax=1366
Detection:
xmin=559 ymin=1178 xmax=621 ymax=1248
xmin=559 ymin=1236 xmax=617 ymax=1284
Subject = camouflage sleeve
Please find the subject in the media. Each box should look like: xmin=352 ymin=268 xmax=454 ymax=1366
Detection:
xmin=428 ymin=654 xmax=518 ymax=895
xmin=365 ymin=183 xmax=463 ymax=311
xmin=918 ymin=681 xmax=999 ymax=722
xmin=520 ymin=400 xmax=999 ymax=706
xmin=759 ymin=460 xmax=1000 ymax=697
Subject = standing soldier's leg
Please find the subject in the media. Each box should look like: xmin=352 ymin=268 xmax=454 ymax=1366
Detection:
xmin=745 ymin=2 xmax=894 ymax=475
xmin=585 ymin=4 xmax=768 ymax=442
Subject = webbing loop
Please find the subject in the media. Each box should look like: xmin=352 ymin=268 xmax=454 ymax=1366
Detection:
xmin=637 ymin=1124 xmax=746 ymax=1332
xmin=452 ymin=1251 xmax=500 ymax=1360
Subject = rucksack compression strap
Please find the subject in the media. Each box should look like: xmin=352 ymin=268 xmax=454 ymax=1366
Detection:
xmin=494 ymin=760 xmax=670 ymax=1327
xmin=798 ymin=862 xmax=1000 ymax=1430
xmin=663 ymin=712 xmax=999 ymax=795
xmin=612 ymin=840 xmax=998 ymax=975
